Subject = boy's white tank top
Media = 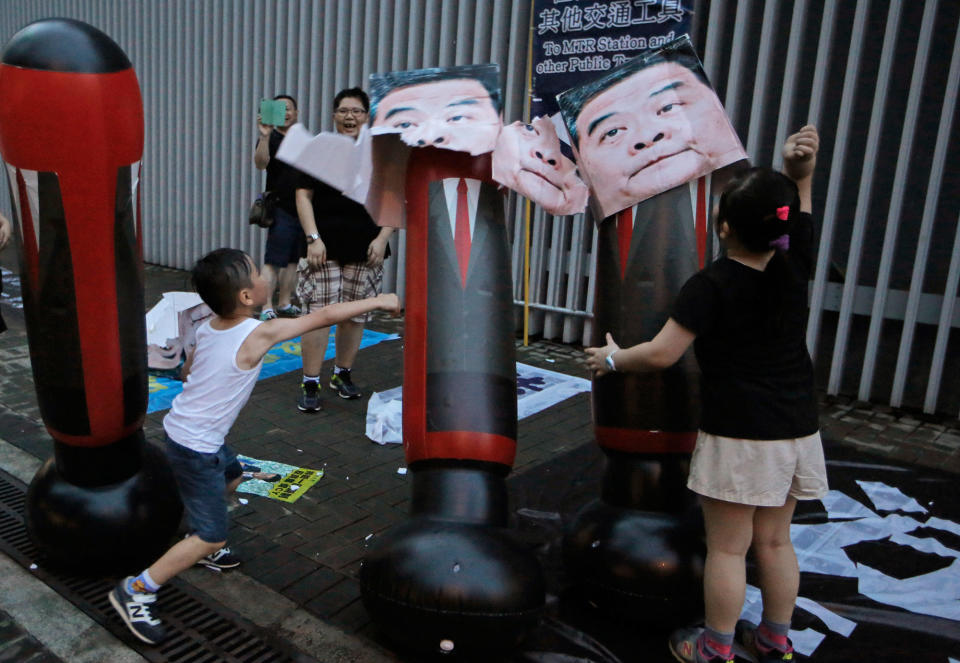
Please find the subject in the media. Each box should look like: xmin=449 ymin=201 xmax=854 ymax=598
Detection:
xmin=163 ymin=317 xmax=263 ymax=453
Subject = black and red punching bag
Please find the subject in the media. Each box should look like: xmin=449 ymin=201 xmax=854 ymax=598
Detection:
xmin=0 ymin=18 xmax=181 ymax=572
xmin=360 ymin=147 xmax=544 ymax=654
xmin=564 ymin=181 xmax=710 ymax=626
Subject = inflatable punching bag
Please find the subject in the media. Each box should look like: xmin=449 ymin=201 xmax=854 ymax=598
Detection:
xmin=564 ymin=180 xmax=710 ymax=626
xmin=0 ymin=19 xmax=181 ymax=572
xmin=360 ymin=148 xmax=544 ymax=654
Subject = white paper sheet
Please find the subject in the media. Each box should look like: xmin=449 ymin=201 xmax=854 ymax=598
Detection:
xmin=857 ymin=479 xmax=928 ymax=513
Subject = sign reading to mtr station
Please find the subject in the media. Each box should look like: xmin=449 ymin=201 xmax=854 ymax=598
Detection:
xmin=531 ymin=0 xmax=693 ymax=118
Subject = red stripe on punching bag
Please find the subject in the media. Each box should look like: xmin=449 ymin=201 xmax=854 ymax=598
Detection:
xmin=15 ymin=170 xmax=39 ymax=289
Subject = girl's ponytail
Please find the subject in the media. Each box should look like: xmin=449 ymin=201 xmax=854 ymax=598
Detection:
xmin=717 ymin=168 xmax=800 ymax=253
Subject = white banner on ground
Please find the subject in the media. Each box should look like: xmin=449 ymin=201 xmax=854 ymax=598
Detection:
xmin=365 ymin=362 xmax=591 ymax=445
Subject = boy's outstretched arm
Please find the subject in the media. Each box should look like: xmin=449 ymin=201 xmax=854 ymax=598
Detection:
xmin=782 ymin=125 xmax=819 ymax=213
xmin=237 ymin=293 xmax=401 ymax=369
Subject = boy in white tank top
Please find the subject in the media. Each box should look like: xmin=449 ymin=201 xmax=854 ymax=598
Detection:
xmin=108 ymin=248 xmax=399 ymax=645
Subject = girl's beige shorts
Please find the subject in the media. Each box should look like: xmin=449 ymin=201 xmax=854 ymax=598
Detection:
xmin=687 ymin=430 xmax=829 ymax=507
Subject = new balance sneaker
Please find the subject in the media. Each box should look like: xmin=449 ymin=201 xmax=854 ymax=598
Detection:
xmin=196 ymin=546 xmax=241 ymax=570
xmin=259 ymin=309 xmax=278 ymax=321
xmin=276 ymin=304 xmax=301 ymax=318
xmin=298 ymin=380 xmax=322 ymax=412
xmin=109 ymin=577 xmax=167 ymax=645
xmin=736 ymin=620 xmax=794 ymax=662
xmin=329 ymin=369 xmax=361 ymax=399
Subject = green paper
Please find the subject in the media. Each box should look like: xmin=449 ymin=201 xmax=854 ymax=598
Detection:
xmin=259 ymin=98 xmax=287 ymax=127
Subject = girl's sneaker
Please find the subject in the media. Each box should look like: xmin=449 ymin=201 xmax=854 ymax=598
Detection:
xmin=670 ymin=626 xmax=759 ymax=662
xmin=735 ymin=620 xmax=795 ymax=662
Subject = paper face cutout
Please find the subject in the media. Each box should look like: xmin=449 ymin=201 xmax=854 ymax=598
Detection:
xmin=557 ymin=35 xmax=746 ymax=218
xmin=491 ymin=117 xmax=588 ymax=216
xmin=369 ymin=64 xmax=503 ymax=156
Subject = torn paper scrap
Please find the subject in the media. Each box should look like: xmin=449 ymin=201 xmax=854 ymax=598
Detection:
xmin=856 ymin=480 xmax=928 ymax=513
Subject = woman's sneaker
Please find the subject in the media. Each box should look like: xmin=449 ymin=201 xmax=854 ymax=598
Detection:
xmin=736 ymin=620 xmax=794 ymax=662
xmin=196 ymin=546 xmax=241 ymax=570
xmin=108 ymin=577 xmax=167 ymax=645
xmin=297 ymin=380 xmax=322 ymax=412
xmin=329 ymin=369 xmax=361 ymax=399
xmin=277 ymin=304 xmax=301 ymax=317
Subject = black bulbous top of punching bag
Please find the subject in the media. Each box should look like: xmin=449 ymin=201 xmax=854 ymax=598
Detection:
xmin=2 ymin=18 xmax=131 ymax=72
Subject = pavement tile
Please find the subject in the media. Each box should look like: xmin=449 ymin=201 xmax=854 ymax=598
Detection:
xmin=256 ymin=556 xmax=320 ymax=593
xmin=281 ymin=567 xmax=345 ymax=605
xmin=304 ymin=578 xmax=362 ymax=619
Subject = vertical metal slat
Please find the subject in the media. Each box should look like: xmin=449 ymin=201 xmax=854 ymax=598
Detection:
xmin=827 ymin=1 xmax=902 ymax=394
xmin=806 ymin=0 xmax=871 ymax=360
xmin=891 ymin=16 xmax=960 ymax=407
xmin=858 ymin=0 xmax=939 ymax=401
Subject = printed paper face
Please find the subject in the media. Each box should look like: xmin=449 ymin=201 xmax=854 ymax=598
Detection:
xmin=369 ymin=64 xmax=503 ymax=156
xmin=491 ymin=116 xmax=588 ymax=216
xmin=557 ymin=35 xmax=746 ymax=217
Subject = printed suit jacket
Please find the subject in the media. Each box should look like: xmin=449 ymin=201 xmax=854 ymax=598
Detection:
xmin=424 ymin=179 xmax=517 ymax=441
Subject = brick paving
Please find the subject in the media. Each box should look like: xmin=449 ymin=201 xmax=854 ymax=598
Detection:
xmin=1 ymin=263 xmax=959 ymax=659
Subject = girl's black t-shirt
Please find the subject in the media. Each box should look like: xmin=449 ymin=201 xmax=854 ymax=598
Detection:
xmin=671 ymin=212 xmax=819 ymax=440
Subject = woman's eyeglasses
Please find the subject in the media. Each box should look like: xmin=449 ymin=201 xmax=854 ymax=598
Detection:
xmin=335 ymin=108 xmax=367 ymax=117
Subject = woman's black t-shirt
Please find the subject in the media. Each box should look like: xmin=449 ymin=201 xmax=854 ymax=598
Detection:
xmin=298 ymin=173 xmax=388 ymax=265
xmin=671 ymin=212 xmax=819 ymax=440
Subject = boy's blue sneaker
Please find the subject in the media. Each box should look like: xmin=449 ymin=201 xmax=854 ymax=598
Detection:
xmin=196 ymin=546 xmax=241 ymax=570
xmin=329 ymin=369 xmax=361 ymax=399
xmin=276 ymin=304 xmax=301 ymax=317
xmin=109 ymin=577 xmax=167 ymax=645
xmin=297 ymin=380 xmax=322 ymax=412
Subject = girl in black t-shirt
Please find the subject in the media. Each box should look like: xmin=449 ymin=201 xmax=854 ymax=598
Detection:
xmin=585 ymin=126 xmax=822 ymax=663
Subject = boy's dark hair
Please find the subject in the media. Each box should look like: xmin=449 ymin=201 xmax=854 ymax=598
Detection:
xmin=273 ymin=94 xmax=297 ymax=109
xmin=368 ymin=64 xmax=502 ymax=122
xmin=334 ymin=87 xmax=370 ymax=112
xmin=718 ymin=167 xmax=800 ymax=253
xmin=191 ymin=248 xmax=254 ymax=316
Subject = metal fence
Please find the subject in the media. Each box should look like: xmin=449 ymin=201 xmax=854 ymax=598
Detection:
xmin=0 ymin=0 xmax=957 ymax=416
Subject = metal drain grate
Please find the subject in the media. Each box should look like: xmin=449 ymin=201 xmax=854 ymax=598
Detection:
xmin=0 ymin=467 xmax=314 ymax=663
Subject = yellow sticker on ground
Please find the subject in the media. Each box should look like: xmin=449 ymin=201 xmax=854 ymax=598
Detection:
xmin=266 ymin=467 xmax=324 ymax=503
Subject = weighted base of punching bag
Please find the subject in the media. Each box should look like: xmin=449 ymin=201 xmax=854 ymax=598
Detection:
xmin=360 ymin=517 xmax=545 ymax=654
xmin=26 ymin=436 xmax=182 ymax=574
xmin=563 ymin=499 xmax=704 ymax=627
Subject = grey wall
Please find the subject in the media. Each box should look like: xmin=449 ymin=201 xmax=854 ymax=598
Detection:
xmin=0 ymin=0 xmax=958 ymax=416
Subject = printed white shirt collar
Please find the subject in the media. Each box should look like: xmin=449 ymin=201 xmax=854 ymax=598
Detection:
xmin=442 ymin=177 xmax=481 ymax=239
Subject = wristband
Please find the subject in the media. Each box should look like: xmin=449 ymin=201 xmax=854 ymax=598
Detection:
xmin=605 ymin=351 xmax=617 ymax=372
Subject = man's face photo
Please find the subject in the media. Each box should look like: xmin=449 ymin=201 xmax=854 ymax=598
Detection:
xmin=561 ymin=42 xmax=746 ymax=217
xmin=492 ymin=117 xmax=588 ymax=216
xmin=370 ymin=68 xmax=502 ymax=156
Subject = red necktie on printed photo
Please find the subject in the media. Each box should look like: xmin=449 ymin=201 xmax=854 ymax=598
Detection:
xmin=695 ymin=175 xmax=707 ymax=268
xmin=616 ymin=205 xmax=632 ymax=280
xmin=455 ymin=178 xmax=471 ymax=287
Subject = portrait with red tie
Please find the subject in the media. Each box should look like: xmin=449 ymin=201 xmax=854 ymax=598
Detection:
xmin=557 ymin=35 xmax=746 ymax=219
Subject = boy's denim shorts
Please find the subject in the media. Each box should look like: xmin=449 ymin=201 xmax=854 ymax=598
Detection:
xmin=165 ymin=435 xmax=243 ymax=543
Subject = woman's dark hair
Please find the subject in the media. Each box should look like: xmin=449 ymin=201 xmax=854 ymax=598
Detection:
xmin=334 ymin=87 xmax=370 ymax=112
xmin=191 ymin=248 xmax=254 ymax=316
xmin=718 ymin=167 xmax=799 ymax=253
